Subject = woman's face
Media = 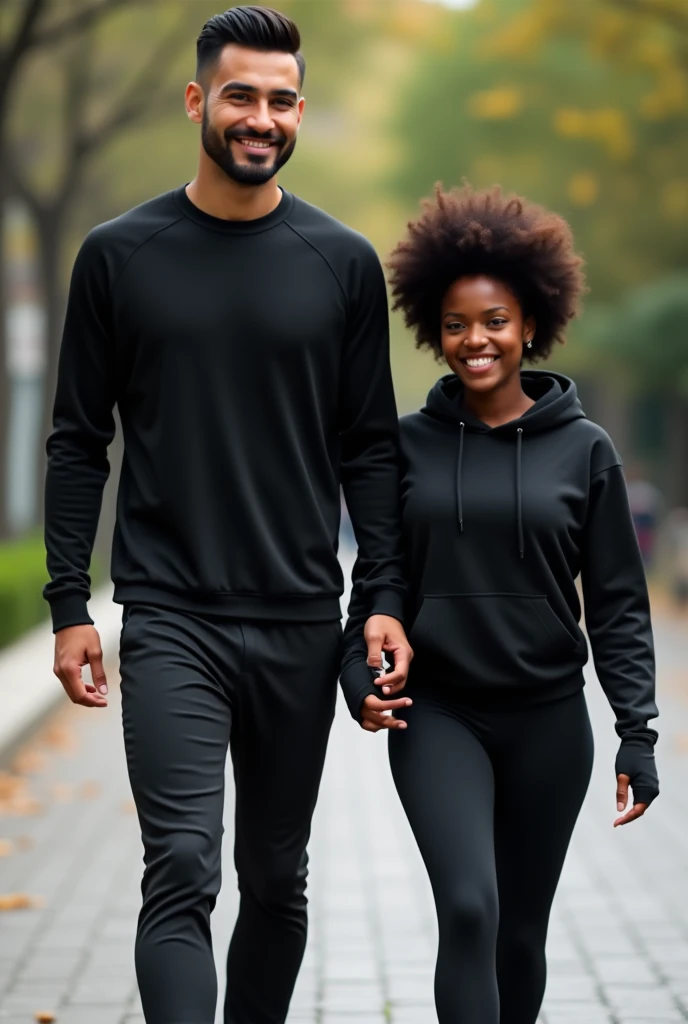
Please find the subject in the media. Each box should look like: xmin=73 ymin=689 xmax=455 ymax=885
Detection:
xmin=441 ymin=275 xmax=535 ymax=395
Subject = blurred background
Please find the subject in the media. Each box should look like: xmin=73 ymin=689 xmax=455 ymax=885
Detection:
xmin=1 ymin=0 xmax=688 ymax=648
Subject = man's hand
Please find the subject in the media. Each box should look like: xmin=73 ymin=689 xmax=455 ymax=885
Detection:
xmin=54 ymin=625 xmax=108 ymax=708
xmin=364 ymin=614 xmax=413 ymax=696
xmin=360 ymin=693 xmax=412 ymax=733
xmin=613 ymin=773 xmax=649 ymax=827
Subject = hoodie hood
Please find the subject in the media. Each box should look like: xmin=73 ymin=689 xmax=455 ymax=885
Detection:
xmin=422 ymin=370 xmax=586 ymax=435
xmin=421 ymin=371 xmax=586 ymax=559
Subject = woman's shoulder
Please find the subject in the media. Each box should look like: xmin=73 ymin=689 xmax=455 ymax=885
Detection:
xmin=398 ymin=409 xmax=442 ymax=449
xmin=568 ymin=417 xmax=622 ymax=474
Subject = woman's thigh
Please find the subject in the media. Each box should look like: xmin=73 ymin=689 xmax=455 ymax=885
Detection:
xmin=494 ymin=690 xmax=594 ymax=941
xmin=388 ymin=696 xmax=497 ymax=919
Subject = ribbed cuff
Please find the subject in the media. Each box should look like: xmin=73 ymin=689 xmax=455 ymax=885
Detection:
xmin=630 ymin=786 xmax=658 ymax=807
xmin=366 ymin=588 xmax=406 ymax=626
xmin=615 ymin=740 xmax=659 ymax=806
xmin=49 ymin=594 xmax=94 ymax=633
xmin=339 ymin=660 xmax=380 ymax=721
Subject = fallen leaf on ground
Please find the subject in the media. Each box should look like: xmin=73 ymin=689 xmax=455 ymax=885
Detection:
xmin=121 ymin=799 xmax=136 ymax=815
xmin=12 ymin=749 xmax=47 ymax=775
xmin=79 ymin=781 xmax=101 ymax=800
xmin=0 ymin=840 xmax=14 ymax=856
xmin=0 ymin=773 xmax=43 ymax=817
xmin=34 ymin=1012 xmax=56 ymax=1023
xmin=0 ymin=893 xmax=41 ymax=910
xmin=50 ymin=783 xmax=73 ymax=803
xmin=41 ymin=721 xmax=77 ymax=753
xmin=16 ymin=835 xmax=33 ymax=850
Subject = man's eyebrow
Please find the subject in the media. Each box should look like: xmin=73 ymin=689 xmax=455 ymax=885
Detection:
xmin=219 ymin=81 xmax=298 ymax=100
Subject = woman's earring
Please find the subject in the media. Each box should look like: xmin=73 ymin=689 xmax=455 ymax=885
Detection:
xmin=525 ymin=338 xmax=533 ymax=349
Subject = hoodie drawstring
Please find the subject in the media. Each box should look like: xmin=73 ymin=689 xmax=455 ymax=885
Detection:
xmin=456 ymin=423 xmax=525 ymax=558
xmin=456 ymin=422 xmax=465 ymax=533
xmin=516 ymin=427 xmax=524 ymax=559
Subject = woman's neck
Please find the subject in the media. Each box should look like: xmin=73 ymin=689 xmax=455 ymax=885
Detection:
xmin=462 ymin=377 xmax=535 ymax=429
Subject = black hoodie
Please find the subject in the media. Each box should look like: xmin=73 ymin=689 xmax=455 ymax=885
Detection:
xmin=341 ymin=371 xmax=659 ymax=804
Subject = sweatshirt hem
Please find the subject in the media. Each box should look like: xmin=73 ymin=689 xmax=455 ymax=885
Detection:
xmin=407 ymin=666 xmax=586 ymax=710
xmin=113 ymin=585 xmax=342 ymax=622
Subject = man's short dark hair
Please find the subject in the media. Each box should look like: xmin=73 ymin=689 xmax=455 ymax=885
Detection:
xmin=197 ymin=6 xmax=305 ymax=87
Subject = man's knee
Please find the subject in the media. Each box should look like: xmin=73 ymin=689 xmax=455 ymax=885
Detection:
xmin=239 ymin=847 xmax=309 ymax=914
xmin=144 ymin=830 xmax=221 ymax=896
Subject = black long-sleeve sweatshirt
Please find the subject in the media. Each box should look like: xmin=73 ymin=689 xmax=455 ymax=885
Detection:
xmin=44 ymin=187 xmax=406 ymax=641
xmin=341 ymin=371 xmax=659 ymax=804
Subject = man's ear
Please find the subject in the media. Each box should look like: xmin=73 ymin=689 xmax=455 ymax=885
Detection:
xmin=185 ymin=81 xmax=204 ymax=125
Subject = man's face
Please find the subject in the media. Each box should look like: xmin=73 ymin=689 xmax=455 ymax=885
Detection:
xmin=200 ymin=44 xmax=304 ymax=186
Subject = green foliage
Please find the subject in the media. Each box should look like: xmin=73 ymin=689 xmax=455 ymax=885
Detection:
xmin=590 ymin=273 xmax=688 ymax=396
xmin=0 ymin=534 xmax=103 ymax=651
xmin=390 ymin=0 xmax=688 ymax=304
xmin=0 ymin=535 xmax=51 ymax=650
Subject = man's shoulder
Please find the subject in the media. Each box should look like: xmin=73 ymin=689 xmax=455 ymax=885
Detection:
xmin=83 ymin=189 xmax=183 ymax=266
xmin=285 ymin=194 xmax=379 ymax=265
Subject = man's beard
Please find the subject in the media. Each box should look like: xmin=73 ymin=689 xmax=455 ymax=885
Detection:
xmin=201 ymin=110 xmax=297 ymax=186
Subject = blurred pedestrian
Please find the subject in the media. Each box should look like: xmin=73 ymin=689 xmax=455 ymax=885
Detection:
xmin=43 ymin=7 xmax=411 ymax=1023
xmin=625 ymin=462 xmax=664 ymax=570
xmin=344 ymin=184 xmax=660 ymax=1024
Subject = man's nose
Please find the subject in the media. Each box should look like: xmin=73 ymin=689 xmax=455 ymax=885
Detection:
xmin=246 ymin=102 xmax=275 ymax=134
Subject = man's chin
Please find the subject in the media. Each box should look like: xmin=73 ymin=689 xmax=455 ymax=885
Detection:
xmin=224 ymin=162 xmax=280 ymax=186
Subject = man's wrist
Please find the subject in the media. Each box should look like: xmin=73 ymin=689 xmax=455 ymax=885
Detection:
xmin=49 ymin=594 xmax=93 ymax=634
xmin=366 ymin=588 xmax=405 ymax=626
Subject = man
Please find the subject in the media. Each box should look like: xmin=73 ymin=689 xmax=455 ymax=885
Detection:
xmin=44 ymin=7 xmax=411 ymax=1023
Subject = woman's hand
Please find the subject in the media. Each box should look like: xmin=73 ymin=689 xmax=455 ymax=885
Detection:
xmin=360 ymin=693 xmax=412 ymax=733
xmin=613 ymin=773 xmax=649 ymax=827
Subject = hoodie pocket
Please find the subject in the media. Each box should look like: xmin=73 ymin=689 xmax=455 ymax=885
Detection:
xmin=409 ymin=593 xmax=581 ymax=687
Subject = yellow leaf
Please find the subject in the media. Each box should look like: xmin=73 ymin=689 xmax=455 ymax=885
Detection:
xmin=468 ymin=87 xmax=523 ymax=120
xmin=568 ymin=173 xmax=599 ymax=207
xmin=661 ymin=181 xmax=688 ymax=219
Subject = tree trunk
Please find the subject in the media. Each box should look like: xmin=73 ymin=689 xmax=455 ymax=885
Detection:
xmin=593 ymin=378 xmax=631 ymax=460
xmin=35 ymin=207 xmax=65 ymax=532
xmin=664 ymin=397 xmax=688 ymax=509
xmin=0 ymin=183 xmax=10 ymax=539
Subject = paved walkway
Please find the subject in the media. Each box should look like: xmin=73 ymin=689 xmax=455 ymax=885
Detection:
xmin=0 ymin=567 xmax=686 ymax=1023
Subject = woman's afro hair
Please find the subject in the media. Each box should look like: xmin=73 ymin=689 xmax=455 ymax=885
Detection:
xmin=387 ymin=183 xmax=586 ymax=362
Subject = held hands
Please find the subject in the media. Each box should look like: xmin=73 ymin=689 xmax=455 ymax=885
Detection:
xmin=613 ymin=773 xmax=648 ymax=827
xmin=364 ymin=614 xmax=413 ymax=696
xmin=53 ymin=625 xmax=109 ymax=708
xmin=360 ymin=614 xmax=414 ymax=733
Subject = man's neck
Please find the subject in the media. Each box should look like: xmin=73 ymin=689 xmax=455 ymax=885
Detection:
xmin=186 ymin=161 xmax=282 ymax=222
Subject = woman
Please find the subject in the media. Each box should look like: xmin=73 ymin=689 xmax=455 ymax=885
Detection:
xmin=342 ymin=185 xmax=660 ymax=1024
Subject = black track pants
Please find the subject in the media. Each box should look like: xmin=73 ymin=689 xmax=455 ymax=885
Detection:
xmin=119 ymin=605 xmax=341 ymax=1024
xmin=388 ymin=685 xmax=594 ymax=1024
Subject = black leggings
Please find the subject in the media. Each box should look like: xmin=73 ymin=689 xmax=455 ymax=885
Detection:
xmin=119 ymin=605 xmax=341 ymax=1024
xmin=388 ymin=684 xmax=593 ymax=1024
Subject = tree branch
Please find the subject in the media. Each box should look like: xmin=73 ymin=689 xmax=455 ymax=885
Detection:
xmin=610 ymin=0 xmax=688 ymax=33
xmin=29 ymin=0 xmax=135 ymax=49
xmin=77 ymin=22 xmax=188 ymax=159
xmin=2 ymin=143 xmax=46 ymax=219
xmin=0 ymin=0 xmax=46 ymax=104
